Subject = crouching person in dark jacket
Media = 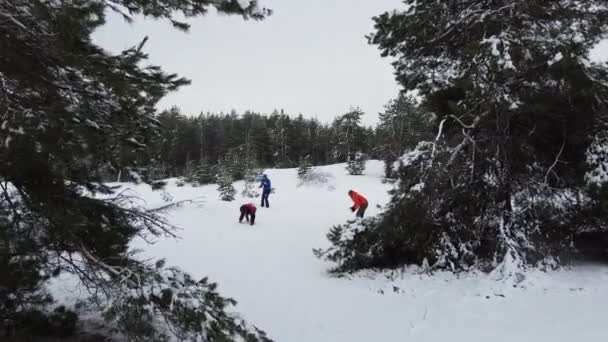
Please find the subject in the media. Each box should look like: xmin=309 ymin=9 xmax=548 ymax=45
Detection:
xmin=239 ymin=203 xmax=257 ymax=225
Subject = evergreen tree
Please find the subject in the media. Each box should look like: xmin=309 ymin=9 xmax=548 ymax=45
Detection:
xmin=185 ymin=158 xmax=216 ymax=186
xmin=297 ymin=156 xmax=314 ymax=180
xmin=223 ymin=149 xmax=247 ymax=181
xmin=0 ymin=0 xmax=272 ymax=339
xmin=288 ymin=114 xmax=309 ymax=162
xmin=333 ymin=108 xmax=365 ymax=162
xmin=217 ymin=162 xmax=237 ymax=202
xmin=195 ymin=158 xmax=217 ymax=185
xmin=270 ymin=109 xmax=292 ymax=167
xmin=346 ymin=152 xmax=367 ymax=176
xmin=318 ymin=0 xmax=608 ymax=273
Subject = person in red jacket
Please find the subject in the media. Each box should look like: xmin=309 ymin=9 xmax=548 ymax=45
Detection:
xmin=348 ymin=190 xmax=368 ymax=218
xmin=239 ymin=203 xmax=257 ymax=225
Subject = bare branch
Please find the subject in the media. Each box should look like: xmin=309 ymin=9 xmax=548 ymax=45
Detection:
xmin=450 ymin=114 xmax=476 ymax=129
xmin=431 ymin=118 xmax=448 ymax=165
xmin=447 ymin=137 xmax=468 ymax=167
xmin=544 ymin=139 xmax=566 ymax=185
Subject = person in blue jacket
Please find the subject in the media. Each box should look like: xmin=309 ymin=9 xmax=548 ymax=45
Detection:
xmin=259 ymin=174 xmax=271 ymax=208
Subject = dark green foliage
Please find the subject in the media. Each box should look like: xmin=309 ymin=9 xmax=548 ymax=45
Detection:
xmin=25 ymin=307 xmax=77 ymax=338
xmin=313 ymin=217 xmax=383 ymax=272
xmin=187 ymin=158 xmax=217 ymax=185
xmin=133 ymin=106 xmax=380 ymax=178
xmin=0 ymin=184 xmax=54 ymax=324
xmin=382 ymin=155 xmax=397 ymax=179
xmin=223 ymin=150 xmax=248 ymax=181
xmin=6 ymin=307 xmax=78 ymax=339
xmin=376 ymin=94 xmax=434 ymax=177
xmin=333 ymin=108 xmax=367 ymax=163
xmin=151 ymin=181 xmax=168 ymax=190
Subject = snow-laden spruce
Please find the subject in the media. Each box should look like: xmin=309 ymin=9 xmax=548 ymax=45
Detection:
xmin=345 ymin=152 xmax=367 ymax=176
xmin=586 ymin=132 xmax=608 ymax=186
xmin=0 ymin=0 xmax=272 ymax=339
xmin=316 ymin=0 xmax=608 ymax=273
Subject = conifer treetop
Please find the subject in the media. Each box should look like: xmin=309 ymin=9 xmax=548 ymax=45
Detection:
xmin=370 ymin=1 xmax=608 ymax=96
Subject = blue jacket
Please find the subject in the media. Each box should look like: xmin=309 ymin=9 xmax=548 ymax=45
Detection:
xmin=260 ymin=176 xmax=271 ymax=191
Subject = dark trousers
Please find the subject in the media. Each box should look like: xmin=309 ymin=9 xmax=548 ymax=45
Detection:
xmin=261 ymin=189 xmax=270 ymax=208
xmin=356 ymin=203 xmax=368 ymax=218
xmin=239 ymin=208 xmax=255 ymax=225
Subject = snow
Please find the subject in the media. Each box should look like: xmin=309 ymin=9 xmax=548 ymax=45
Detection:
xmin=85 ymin=119 xmax=100 ymax=130
xmin=9 ymin=126 xmax=24 ymax=134
xmin=50 ymin=161 xmax=608 ymax=341
xmin=125 ymin=137 xmax=145 ymax=148
xmin=236 ymin=0 xmax=252 ymax=10
xmin=481 ymin=35 xmax=516 ymax=70
xmin=509 ymin=101 xmax=521 ymax=110
xmin=590 ymin=39 xmax=608 ymax=62
xmin=482 ymin=36 xmax=501 ymax=57
xmin=549 ymin=52 xmax=564 ymax=66
xmin=410 ymin=182 xmax=424 ymax=192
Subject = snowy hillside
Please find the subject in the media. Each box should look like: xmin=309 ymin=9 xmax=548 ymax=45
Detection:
xmin=52 ymin=161 xmax=608 ymax=341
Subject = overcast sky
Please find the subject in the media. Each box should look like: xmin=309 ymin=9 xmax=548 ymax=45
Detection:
xmin=94 ymin=1 xmax=608 ymax=126
xmin=94 ymin=0 xmax=403 ymax=125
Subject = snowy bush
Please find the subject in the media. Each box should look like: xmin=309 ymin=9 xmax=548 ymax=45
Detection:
xmin=242 ymin=169 xmax=261 ymax=198
xmin=297 ymin=157 xmax=314 ymax=180
xmin=346 ymin=153 xmax=367 ymax=176
xmin=383 ymin=155 xmax=398 ymax=179
xmin=216 ymin=162 xmax=237 ymax=201
xmin=586 ymin=133 xmax=608 ymax=187
xmin=100 ymin=260 xmax=271 ymax=341
xmin=218 ymin=182 xmax=236 ymax=202
xmin=185 ymin=159 xmax=216 ymax=186
xmin=313 ymin=217 xmax=383 ymax=272
xmin=315 ymin=0 xmax=608 ymax=274
xmin=160 ymin=190 xmax=173 ymax=203
xmin=151 ymin=181 xmax=168 ymax=191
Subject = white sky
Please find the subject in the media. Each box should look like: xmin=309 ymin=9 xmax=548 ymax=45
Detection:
xmin=591 ymin=39 xmax=608 ymax=63
xmin=94 ymin=1 xmax=608 ymax=126
xmin=94 ymin=0 xmax=403 ymax=126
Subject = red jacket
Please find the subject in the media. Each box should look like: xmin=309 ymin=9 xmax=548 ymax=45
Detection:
xmin=349 ymin=191 xmax=368 ymax=209
xmin=241 ymin=203 xmax=257 ymax=214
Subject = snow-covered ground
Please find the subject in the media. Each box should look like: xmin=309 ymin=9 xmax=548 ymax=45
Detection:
xmin=53 ymin=161 xmax=608 ymax=341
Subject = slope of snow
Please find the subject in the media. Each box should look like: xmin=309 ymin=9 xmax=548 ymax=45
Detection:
xmin=52 ymin=161 xmax=608 ymax=341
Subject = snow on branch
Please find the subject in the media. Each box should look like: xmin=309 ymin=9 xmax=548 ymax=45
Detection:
xmin=544 ymin=140 xmax=566 ymax=185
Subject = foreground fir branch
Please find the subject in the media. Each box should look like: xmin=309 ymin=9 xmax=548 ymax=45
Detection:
xmin=0 ymin=0 xmax=272 ymax=340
